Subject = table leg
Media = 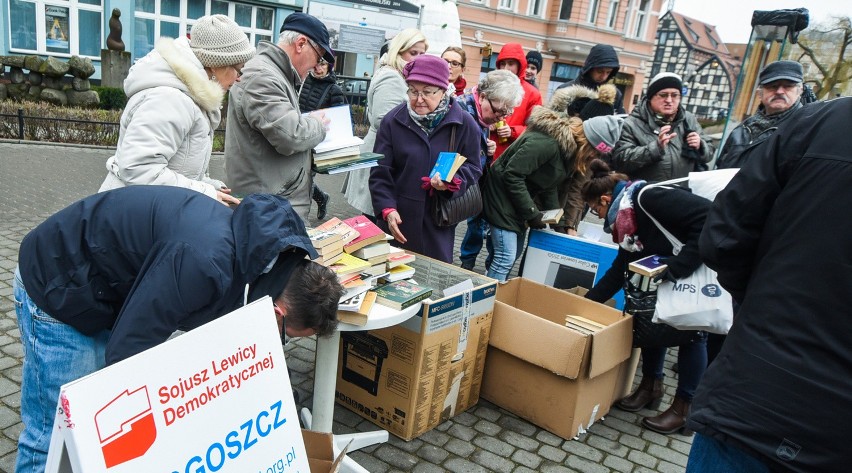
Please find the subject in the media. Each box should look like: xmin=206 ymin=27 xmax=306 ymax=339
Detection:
xmin=311 ymin=330 xmax=341 ymax=432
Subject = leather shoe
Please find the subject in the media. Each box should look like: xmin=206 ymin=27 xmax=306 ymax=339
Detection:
xmin=315 ymin=190 xmax=330 ymax=220
xmin=642 ymin=395 xmax=692 ymax=435
xmin=617 ymin=377 xmax=663 ymax=412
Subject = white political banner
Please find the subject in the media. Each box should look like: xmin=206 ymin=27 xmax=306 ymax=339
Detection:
xmin=45 ymin=297 xmax=308 ymax=473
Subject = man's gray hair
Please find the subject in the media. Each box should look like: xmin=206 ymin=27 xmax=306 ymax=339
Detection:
xmin=477 ymin=70 xmax=524 ymax=108
xmin=278 ymin=30 xmax=301 ymax=47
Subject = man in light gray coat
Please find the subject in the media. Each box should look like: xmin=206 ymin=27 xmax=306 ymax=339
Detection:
xmin=225 ymin=13 xmax=333 ymax=221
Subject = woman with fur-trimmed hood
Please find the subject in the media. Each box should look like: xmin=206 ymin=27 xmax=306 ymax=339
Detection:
xmin=481 ymin=96 xmax=624 ymax=282
xmin=99 ymin=15 xmax=254 ymax=206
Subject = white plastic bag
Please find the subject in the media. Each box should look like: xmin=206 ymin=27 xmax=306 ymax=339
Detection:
xmin=653 ymin=264 xmax=733 ymax=334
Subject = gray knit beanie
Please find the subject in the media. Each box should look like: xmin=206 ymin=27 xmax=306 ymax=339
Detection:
xmin=584 ymin=115 xmax=624 ymax=154
xmin=190 ymin=15 xmax=255 ymax=68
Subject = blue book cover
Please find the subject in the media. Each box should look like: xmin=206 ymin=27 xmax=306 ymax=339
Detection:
xmin=429 ymin=152 xmax=465 ymax=181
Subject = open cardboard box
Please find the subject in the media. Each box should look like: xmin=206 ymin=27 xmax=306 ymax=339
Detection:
xmin=481 ymin=278 xmax=633 ymax=439
xmin=302 ymin=430 xmax=346 ymax=473
xmin=335 ymin=254 xmax=497 ymax=440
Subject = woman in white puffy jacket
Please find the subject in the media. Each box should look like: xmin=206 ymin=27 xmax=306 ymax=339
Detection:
xmin=99 ymin=15 xmax=254 ymax=205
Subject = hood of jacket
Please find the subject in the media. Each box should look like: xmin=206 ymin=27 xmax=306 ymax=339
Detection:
xmin=496 ymin=43 xmax=528 ymax=80
xmin=231 ymin=194 xmax=317 ymax=290
xmin=548 ymin=85 xmax=598 ymax=115
xmin=124 ymin=37 xmax=224 ymax=113
xmin=580 ymin=44 xmax=620 ymax=81
xmin=525 ymin=106 xmax=578 ymax=157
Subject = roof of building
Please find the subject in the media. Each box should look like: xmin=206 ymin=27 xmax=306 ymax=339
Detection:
xmin=669 ymin=11 xmax=730 ymax=56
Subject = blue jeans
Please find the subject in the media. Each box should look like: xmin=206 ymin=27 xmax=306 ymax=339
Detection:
xmin=14 ymin=268 xmax=108 ymax=473
xmin=459 ymin=216 xmax=488 ymax=267
xmin=641 ymin=333 xmax=707 ymax=401
xmin=687 ymin=433 xmax=770 ymax=473
xmin=486 ymin=226 xmax=525 ymax=282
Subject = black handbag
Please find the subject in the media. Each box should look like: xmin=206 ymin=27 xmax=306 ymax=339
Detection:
xmin=624 ymin=279 xmax=702 ymax=348
xmin=430 ymin=126 xmax=483 ymax=227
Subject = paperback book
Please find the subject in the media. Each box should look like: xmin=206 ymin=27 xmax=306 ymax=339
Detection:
xmin=343 ymin=215 xmax=387 ymax=254
xmin=312 ymin=217 xmax=360 ymax=247
xmin=429 ymin=152 xmax=467 ymax=181
xmin=330 ymin=253 xmax=371 ymax=277
xmin=628 ymin=254 xmax=668 ymax=278
xmin=337 ymin=291 xmax=377 ymax=326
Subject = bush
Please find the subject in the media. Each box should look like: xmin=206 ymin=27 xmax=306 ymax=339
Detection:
xmin=92 ymin=86 xmax=127 ymax=110
xmin=0 ymin=101 xmax=121 ymax=145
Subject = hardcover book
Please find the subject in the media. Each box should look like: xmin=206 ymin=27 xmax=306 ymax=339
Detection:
xmin=540 ymin=208 xmax=565 ymax=225
xmin=343 ymin=216 xmax=387 ymax=254
xmin=429 ymin=152 xmax=467 ymax=182
xmin=352 ymin=241 xmax=391 ymax=260
xmin=374 ymin=280 xmax=433 ymax=310
xmin=382 ymin=263 xmax=415 ymax=282
xmin=386 ymin=248 xmax=415 ymax=269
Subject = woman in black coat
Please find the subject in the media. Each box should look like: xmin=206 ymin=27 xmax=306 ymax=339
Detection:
xmin=583 ymin=159 xmax=709 ymax=436
xmin=299 ymin=61 xmax=348 ymax=219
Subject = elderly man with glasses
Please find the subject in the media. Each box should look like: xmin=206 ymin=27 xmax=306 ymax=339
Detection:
xmin=715 ymin=61 xmax=804 ymax=170
xmin=225 ymin=12 xmax=335 ymax=223
xmin=612 ymin=72 xmax=714 ymax=182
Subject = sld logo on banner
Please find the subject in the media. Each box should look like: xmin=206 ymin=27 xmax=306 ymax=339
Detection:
xmin=45 ymin=297 xmax=310 ymax=473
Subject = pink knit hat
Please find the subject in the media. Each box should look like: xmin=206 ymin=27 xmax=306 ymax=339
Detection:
xmin=403 ymin=55 xmax=450 ymax=90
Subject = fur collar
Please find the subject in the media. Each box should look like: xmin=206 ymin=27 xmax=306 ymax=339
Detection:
xmin=155 ymin=37 xmax=224 ymax=113
xmin=548 ymin=85 xmax=598 ymax=115
xmin=526 ymin=106 xmax=578 ymax=157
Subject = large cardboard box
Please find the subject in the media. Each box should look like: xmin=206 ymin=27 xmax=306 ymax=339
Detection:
xmin=523 ymin=224 xmax=625 ymax=309
xmin=335 ymin=255 xmax=497 ymax=440
xmin=301 ymin=430 xmax=345 ymax=473
xmin=480 ymin=278 xmax=633 ymax=440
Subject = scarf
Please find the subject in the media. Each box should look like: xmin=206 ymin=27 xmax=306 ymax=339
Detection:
xmin=408 ymin=94 xmax=451 ymax=135
xmin=605 ymin=180 xmax=647 ymax=252
xmin=452 ymin=76 xmax=467 ymax=96
xmin=746 ymin=101 xmax=802 ymax=141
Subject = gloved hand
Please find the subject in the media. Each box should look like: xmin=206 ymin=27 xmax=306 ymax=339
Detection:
xmin=527 ymin=212 xmax=546 ymax=229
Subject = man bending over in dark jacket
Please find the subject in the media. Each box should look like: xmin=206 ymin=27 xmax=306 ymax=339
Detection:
xmin=13 ymin=186 xmax=343 ymax=473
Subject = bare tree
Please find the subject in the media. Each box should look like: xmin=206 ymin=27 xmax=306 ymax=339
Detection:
xmin=794 ymin=16 xmax=851 ymax=99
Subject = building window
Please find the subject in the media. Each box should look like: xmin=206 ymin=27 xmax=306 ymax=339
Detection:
xmin=498 ymin=0 xmax=514 ymax=11
xmin=8 ymin=0 xmax=102 ymax=58
xmin=666 ymin=63 xmax=676 ymax=72
xmin=558 ymin=0 xmax=573 ymax=21
xmin=528 ymin=0 xmax=544 ymax=17
xmin=713 ymin=75 xmax=722 ymax=85
xmin=671 ymin=46 xmax=679 ymax=57
xmin=481 ymin=52 xmax=498 ymax=74
xmin=606 ymin=0 xmax=619 ymax=28
xmin=587 ymin=0 xmax=600 ymax=24
xmin=632 ymin=0 xmax=650 ymax=38
xmin=133 ymin=0 xmax=273 ymax=59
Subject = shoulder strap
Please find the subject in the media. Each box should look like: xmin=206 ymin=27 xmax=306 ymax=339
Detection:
xmin=636 ymin=183 xmax=684 ymax=255
xmin=450 ymin=125 xmax=457 ymax=152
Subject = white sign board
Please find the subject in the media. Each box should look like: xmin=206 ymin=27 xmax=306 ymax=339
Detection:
xmin=45 ymin=297 xmax=309 ymax=473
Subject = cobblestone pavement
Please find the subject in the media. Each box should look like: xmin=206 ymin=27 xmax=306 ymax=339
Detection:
xmin=0 ymin=141 xmax=689 ymax=472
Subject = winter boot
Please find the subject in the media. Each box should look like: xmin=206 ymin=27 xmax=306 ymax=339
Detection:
xmin=642 ymin=395 xmax=692 ymax=435
xmin=617 ymin=377 xmax=663 ymax=412
xmin=312 ymin=185 xmax=330 ymax=220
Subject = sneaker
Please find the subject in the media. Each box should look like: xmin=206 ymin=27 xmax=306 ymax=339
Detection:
xmin=315 ymin=190 xmax=330 ymax=220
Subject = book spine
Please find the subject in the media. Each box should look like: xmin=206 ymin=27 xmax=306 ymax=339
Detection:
xmin=399 ymin=291 xmax=433 ymax=310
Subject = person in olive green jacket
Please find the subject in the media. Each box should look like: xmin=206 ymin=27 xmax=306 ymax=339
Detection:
xmin=481 ymin=110 xmax=624 ymax=282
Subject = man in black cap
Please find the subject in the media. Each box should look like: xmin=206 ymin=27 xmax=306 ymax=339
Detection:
xmin=13 ymin=186 xmax=343 ymax=473
xmin=225 ymin=12 xmax=336 ymax=223
xmin=715 ymin=60 xmax=804 ymax=169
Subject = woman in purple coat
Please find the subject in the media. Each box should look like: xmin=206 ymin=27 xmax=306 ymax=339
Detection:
xmin=370 ymin=55 xmax=482 ymax=263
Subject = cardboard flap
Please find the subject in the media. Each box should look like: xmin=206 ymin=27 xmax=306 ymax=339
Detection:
xmin=588 ymin=314 xmax=633 ymax=378
xmin=490 ymin=301 xmax=588 ymax=379
xmin=302 ymin=430 xmax=336 ymax=473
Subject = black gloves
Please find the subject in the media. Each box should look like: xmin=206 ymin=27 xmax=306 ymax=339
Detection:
xmin=527 ymin=212 xmax=546 ymax=229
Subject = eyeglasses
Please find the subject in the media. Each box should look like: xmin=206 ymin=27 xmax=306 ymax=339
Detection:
xmin=444 ymin=59 xmax=464 ymax=68
xmin=655 ymin=92 xmax=681 ymax=100
xmin=762 ymin=82 xmax=799 ymax=92
xmin=407 ymin=88 xmax=443 ymax=100
xmin=231 ymin=65 xmax=243 ymax=78
xmin=485 ymin=97 xmax=513 ymax=117
xmin=306 ymin=39 xmax=328 ymax=66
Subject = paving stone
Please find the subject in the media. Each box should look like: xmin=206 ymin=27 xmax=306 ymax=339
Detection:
xmin=588 ymin=435 xmax=630 ymax=457
xmin=500 ymin=429 xmax=539 ymax=450
xmin=642 ymin=428 xmax=671 ymax=446
xmin=473 ymin=435 xmax=514 ymax=457
xmin=348 ymin=451 xmax=389 ymax=472
xmin=537 ymin=444 xmax=567 ymax=463
xmin=587 ymin=422 xmax=620 ymax=441
xmin=417 ymin=443 xmax=450 ymax=464
xmin=419 ymin=428 xmax=451 ymax=447
xmin=658 ymin=460 xmax=687 ymax=472
xmin=444 ymin=456 xmax=489 ymax=473
xmin=539 ymin=463 xmax=575 ymax=473
xmin=444 ymin=438 xmax=476 ymax=457
xmin=670 ymin=437 xmax=694 ymax=456
xmin=513 ymin=466 xmax=539 ymax=473
xmin=510 ymin=448 xmax=543 ymax=469
xmin=412 ymin=461 xmax=446 ymax=473
xmin=536 ymin=429 xmax=565 ymax=447
xmin=628 ymin=449 xmax=659 ymax=469
xmin=473 ymin=404 xmax=501 ymax=422
xmin=562 ymin=439 xmax=605 ymax=462
xmin=566 ymin=454 xmax=611 ymax=473
xmin=604 ymin=453 xmax=636 ymax=472
xmin=452 ymin=411 xmax=478 ymax=427
xmin=473 ymin=419 xmax=501 ymax=436
xmin=648 ymin=442 xmax=689 ymax=467
xmin=496 ymin=415 xmax=538 ymax=436
xmin=471 ymin=449 xmax=515 ymax=472
xmin=374 ymin=444 xmax=418 ymax=470
xmin=618 ymin=433 xmax=648 ymax=450
xmin=447 ymin=423 xmax=477 ymax=442
xmin=602 ymin=415 xmax=643 ymax=436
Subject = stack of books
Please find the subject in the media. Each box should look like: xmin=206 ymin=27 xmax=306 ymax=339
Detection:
xmin=308 ymin=217 xmax=360 ymax=265
xmin=310 ymin=105 xmax=381 ymax=174
xmin=564 ymin=315 xmax=607 ymax=335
